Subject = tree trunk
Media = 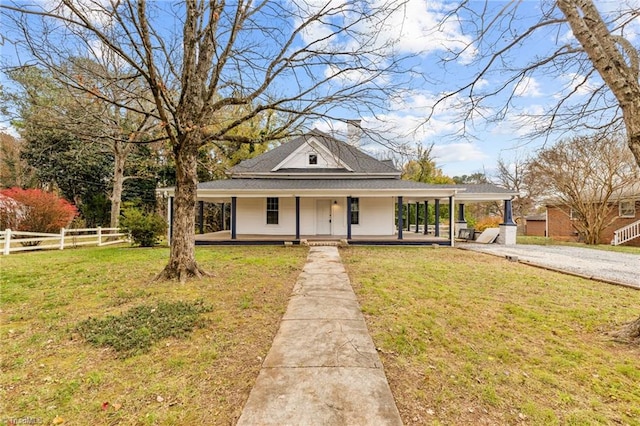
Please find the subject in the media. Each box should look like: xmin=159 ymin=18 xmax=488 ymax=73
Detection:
xmin=557 ymin=0 xmax=640 ymax=168
xmin=156 ymin=133 xmax=209 ymax=282
xmin=110 ymin=146 xmax=126 ymax=228
xmin=610 ymin=316 xmax=640 ymax=344
xmin=624 ymin=112 xmax=640 ymax=169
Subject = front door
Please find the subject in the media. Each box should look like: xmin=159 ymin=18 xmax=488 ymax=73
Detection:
xmin=316 ymin=200 xmax=332 ymax=235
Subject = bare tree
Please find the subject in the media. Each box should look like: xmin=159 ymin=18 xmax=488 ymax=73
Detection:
xmin=428 ymin=1 xmax=640 ymax=167
xmin=430 ymin=0 xmax=640 ymax=346
xmin=528 ymin=133 xmax=638 ymax=245
xmin=1 ymin=0 xmax=412 ymax=281
xmin=557 ymin=0 xmax=640 ymax=167
xmin=494 ymin=155 xmax=535 ymax=220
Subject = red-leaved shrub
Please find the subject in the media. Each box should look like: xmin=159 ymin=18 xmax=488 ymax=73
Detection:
xmin=0 ymin=188 xmax=77 ymax=232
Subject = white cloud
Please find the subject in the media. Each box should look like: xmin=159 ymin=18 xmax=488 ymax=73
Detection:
xmin=556 ymin=72 xmax=601 ymax=97
xmin=432 ymin=142 xmax=488 ymax=164
xmin=368 ymin=0 xmax=475 ymax=59
xmin=323 ymin=63 xmax=388 ymax=86
xmin=492 ymin=104 xmax=549 ymax=138
xmin=0 ymin=123 xmax=20 ymax=138
xmin=295 ymin=0 xmax=475 ymax=61
xmin=514 ymin=76 xmax=542 ymax=97
xmin=39 ymin=0 xmax=115 ymax=28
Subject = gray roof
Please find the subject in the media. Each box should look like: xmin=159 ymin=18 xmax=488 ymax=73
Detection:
xmin=230 ymin=129 xmax=399 ymax=175
xmin=198 ymin=178 xmax=456 ymax=191
xmin=450 ymin=184 xmax=516 ymax=194
xmin=192 ymin=179 xmax=516 ymax=201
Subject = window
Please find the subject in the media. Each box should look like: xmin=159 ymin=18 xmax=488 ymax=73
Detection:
xmin=350 ymin=197 xmax=360 ymax=225
xmin=619 ymin=200 xmax=636 ymax=218
xmin=308 ymin=153 xmax=318 ymax=165
xmin=266 ymin=197 xmax=279 ymax=224
xmin=569 ymin=208 xmax=580 ymax=221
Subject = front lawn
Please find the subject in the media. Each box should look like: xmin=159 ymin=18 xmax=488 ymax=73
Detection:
xmin=3 ymin=244 xmax=638 ymax=425
xmin=0 ymin=245 xmax=307 ymax=425
xmin=342 ymin=246 xmax=640 ymax=425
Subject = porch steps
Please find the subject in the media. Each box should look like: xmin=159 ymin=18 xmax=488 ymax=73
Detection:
xmin=612 ymin=220 xmax=640 ymax=245
xmin=302 ymin=240 xmax=347 ymax=247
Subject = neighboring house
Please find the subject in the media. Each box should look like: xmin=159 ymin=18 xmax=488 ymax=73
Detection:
xmin=524 ymin=214 xmax=546 ymax=237
xmin=161 ymin=129 xmax=517 ymax=245
xmin=546 ymin=190 xmax=640 ymax=246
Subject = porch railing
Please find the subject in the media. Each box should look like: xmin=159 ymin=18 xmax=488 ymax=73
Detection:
xmin=612 ymin=220 xmax=640 ymax=246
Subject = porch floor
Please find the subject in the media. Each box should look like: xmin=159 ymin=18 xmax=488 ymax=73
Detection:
xmin=194 ymin=230 xmax=452 ymax=246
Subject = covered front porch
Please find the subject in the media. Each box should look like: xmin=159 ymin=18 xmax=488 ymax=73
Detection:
xmin=194 ymin=230 xmax=454 ymax=246
xmin=160 ymin=182 xmax=519 ymax=247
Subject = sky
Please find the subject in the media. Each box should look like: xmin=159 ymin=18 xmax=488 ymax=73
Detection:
xmin=307 ymin=0 xmax=640 ymax=177
xmin=1 ymin=0 xmax=638 ymax=179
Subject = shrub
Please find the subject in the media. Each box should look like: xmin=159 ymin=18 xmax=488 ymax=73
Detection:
xmin=0 ymin=187 xmax=77 ymax=232
xmin=475 ymin=216 xmax=502 ymax=231
xmin=120 ymin=206 xmax=167 ymax=247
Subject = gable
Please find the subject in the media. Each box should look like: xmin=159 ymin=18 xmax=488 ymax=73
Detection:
xmin=230 ymin=130 xmax=400 ymax=178
xmin=271 ymin=137 xmax=352 ymax=171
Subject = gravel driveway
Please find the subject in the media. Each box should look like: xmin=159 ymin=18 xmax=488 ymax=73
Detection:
xmin=461 ymin=243 xmax=640 ymax=289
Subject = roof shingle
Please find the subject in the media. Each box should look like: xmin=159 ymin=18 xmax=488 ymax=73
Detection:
xmin=230 ymin=130 xmax=399 ymax=175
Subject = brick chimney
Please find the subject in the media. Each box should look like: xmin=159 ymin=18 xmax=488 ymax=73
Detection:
xmin=346 ymin=119 xmax=362 ymax=148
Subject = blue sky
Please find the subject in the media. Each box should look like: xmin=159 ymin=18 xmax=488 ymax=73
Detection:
xmin=1 ymin=0 xmax=638 ymax=179
xmin=310 ymin=0 xmax=639 ymax=177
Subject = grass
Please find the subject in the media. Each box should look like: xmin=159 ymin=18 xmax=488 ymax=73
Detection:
xmin=0 ymin=245 xmax=307 ymax=425
xmin=76 ymin=300 xmax=213 ymax=358
xmin=341 ymin=246 xmax=640 ymax=426
xmin=517 ymin=235 xmax=640 ymax=254
xmin=3 ymin=243 xmax=639 ymax=425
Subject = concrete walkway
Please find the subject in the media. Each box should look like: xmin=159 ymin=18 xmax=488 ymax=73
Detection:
xmin=236 ymin=246 xmax=403 ymax=426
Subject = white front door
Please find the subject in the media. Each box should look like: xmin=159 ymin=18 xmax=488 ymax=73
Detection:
xmin=316 ymin=200 xmax=332 ymax=235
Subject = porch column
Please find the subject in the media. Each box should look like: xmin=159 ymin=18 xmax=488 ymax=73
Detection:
xmin=347 ymin=196 xmax=352 ymax=240
xmin=502 ymin=199 xmax=516 ymax=225
xmin=457 ymin=203 xmax=466 ymax=222
xmin=397 ymin=196 xmax=403 ymax=240
xmin=449 ymin=196 xmax=455 ymax=247
xmin=167 ymin=196 xmax=174 ymax=246
xmin=198 ymin=201 xmax=204 ymax=234
xmin=406 ymin=204 xmax=410 ymax=231
xmin=295 ymin=196 xmax=300 ymax=240
xmin=415 ymin=202 xmax=420 ymax=233
xmin=434 ymin=199 xmax=440 ymax=237
xmin=231 ymin=196 xmax=237 ymax=240
xmin=222 ymin=203 xmax=226 ymax=230
xmin=423 ymin=201 xmax=429 ymax=235
xmin=498 ymin=198 xmax=517 ymax=245
xmin=455 ymin=202 xmax=467 ymax=236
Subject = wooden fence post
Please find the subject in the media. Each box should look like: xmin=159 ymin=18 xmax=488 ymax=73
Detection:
xmin=97 ymin=227 xmax=102 ymax=246
xmin=3 ymin=229 xmax=11 ymax=255
xmin=60 ymin=228 xmax=65 ymax=250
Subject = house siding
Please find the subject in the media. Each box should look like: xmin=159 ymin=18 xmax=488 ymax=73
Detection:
xmin=236 ymin=197 xmax=297 ymax=235
xmin=525 ymin=219 xmax=546 ymax=237
xmin=351 ymin=197 xmax=396 ymax=236
xmin=547 ymin=201 xmax=640 ymax=246
xmin=234 ymin=196 xmax=396 ymax=237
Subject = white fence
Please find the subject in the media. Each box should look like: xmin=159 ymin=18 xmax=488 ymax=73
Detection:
xmin=1 ymin=227 xmax=129 ymax=255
